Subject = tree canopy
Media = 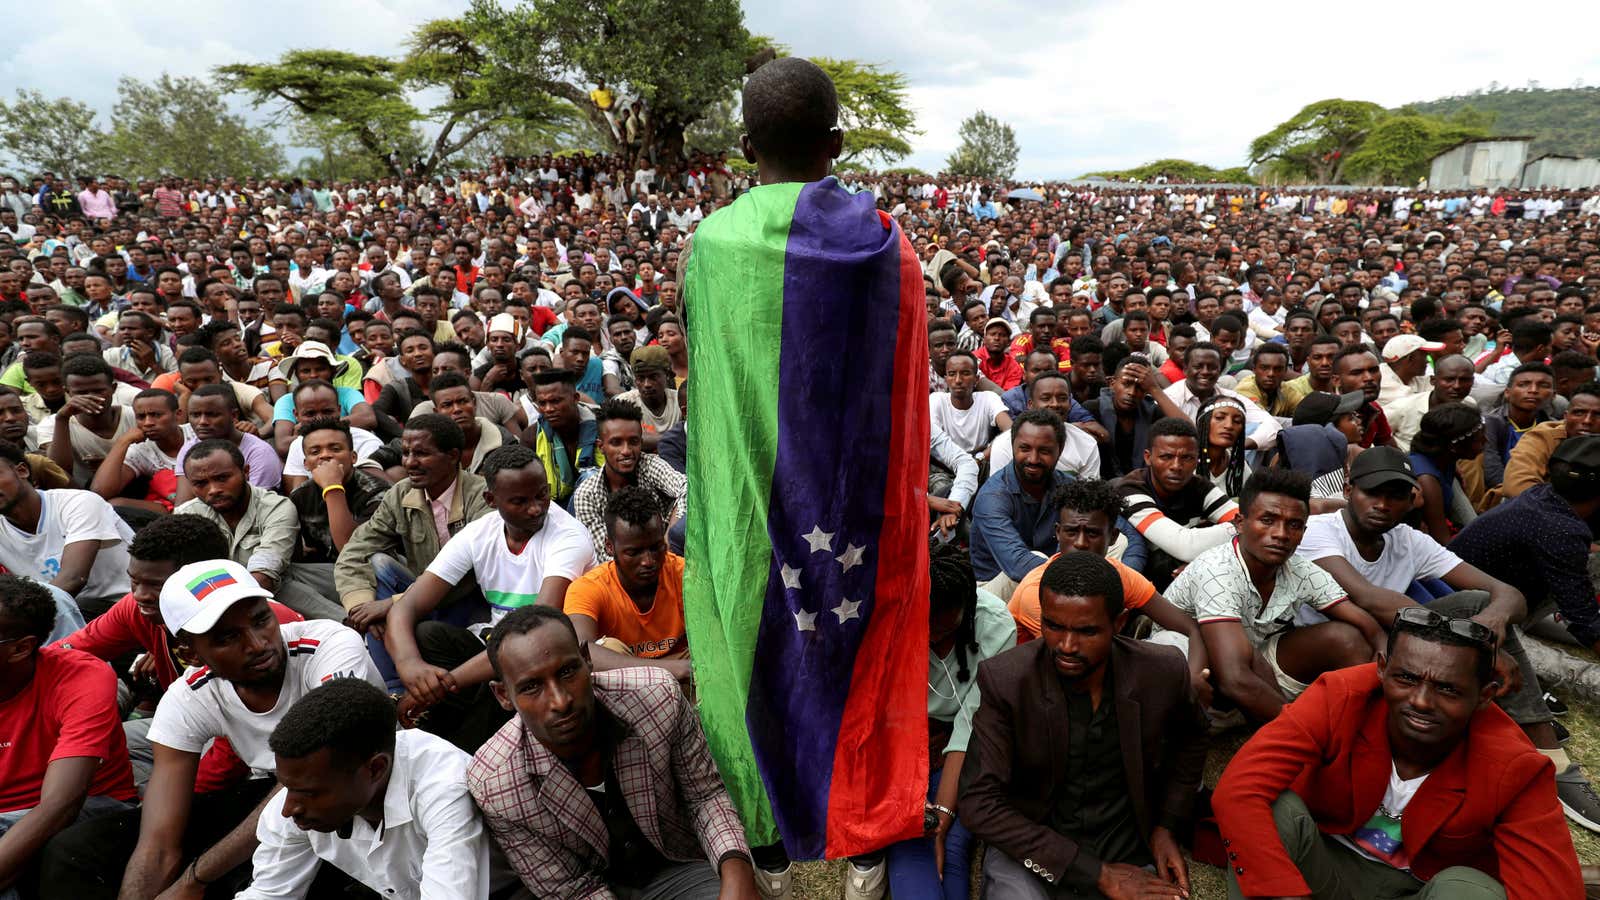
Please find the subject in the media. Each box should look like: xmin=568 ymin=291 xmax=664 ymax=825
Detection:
xmin=1082 ymin=158 xmax=1254 ymax=184
xmin=0 ymin=78 xmax=284 ymax=180
xmin=1248 ymin=98 xmax=1491 ymax=185
xmin=945 ymin=110 xmax=1019 ymax=181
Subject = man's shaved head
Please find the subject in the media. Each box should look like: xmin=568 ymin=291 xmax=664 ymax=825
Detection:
xmin=742 ymin=57 xmax=839 ymax=170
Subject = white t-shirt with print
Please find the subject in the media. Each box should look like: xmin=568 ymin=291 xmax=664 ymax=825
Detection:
xmin=0 ymin=488 xmax=134 ymax=604
xmin=148 ymin=620 xmax=384 ymax=778
xmin=929 ymin=391 xmax=1008 ymax=454
xmin=425 ymin=504 xmax=594 ymax=624
xmin=1296 ymin=513 xmax=1460 ymax=593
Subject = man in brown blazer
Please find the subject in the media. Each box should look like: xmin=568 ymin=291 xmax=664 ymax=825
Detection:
xmin=467 ymin=605 xmax=759 ymax=899
xmin=961 ymin=551 xmax=1209 ymax=899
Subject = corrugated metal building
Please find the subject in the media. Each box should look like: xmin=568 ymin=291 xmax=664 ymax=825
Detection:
xmin=1520 ymin=155 xmax=1600 ymax=190
xmin=1427 ymin=137 xmax=1532 ymax=190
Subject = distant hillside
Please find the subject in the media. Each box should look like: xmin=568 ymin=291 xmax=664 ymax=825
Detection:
xmin=1405 ymin=85 xmax=1600 ymax=159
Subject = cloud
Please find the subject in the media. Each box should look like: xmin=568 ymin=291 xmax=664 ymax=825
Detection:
xmin=4 ymin=0 xmax=1598 ymax=178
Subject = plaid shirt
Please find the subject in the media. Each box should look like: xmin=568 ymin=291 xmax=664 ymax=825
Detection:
xmin=467 ymin=668 xmax=749 ymax=898
xmin=571 ymin=456 xmax=688 ymax=563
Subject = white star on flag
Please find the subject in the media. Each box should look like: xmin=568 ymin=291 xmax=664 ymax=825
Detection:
xmin=833 ymin=598 xmax=861 ymax=623
xmin=794 ymin=609 xmax=817 ymax=631
xmin=803 ymin=525 xmax=834 ymax=554
xmin=836 ymin=543 xmax=865 ymax=573
xmin=780 ymin=564 xmax=802 ymax=590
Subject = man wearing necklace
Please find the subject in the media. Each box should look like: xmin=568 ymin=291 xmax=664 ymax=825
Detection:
xmin=1214 ymin=606 xmax=1582 ymax=899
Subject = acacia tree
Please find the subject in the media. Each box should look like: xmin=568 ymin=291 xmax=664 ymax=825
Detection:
xmin=946 ymin=110 xmax=1019 ymax=181
xmin=812 ymin=58 xmax=918 ymax=167
xmin=1248 ymin=99 xmax=1384 ymax=183
xmin=0 ymin=89 xmax=103 ymax=175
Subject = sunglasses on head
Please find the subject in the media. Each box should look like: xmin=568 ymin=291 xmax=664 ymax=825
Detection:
xmin=1394 ymin=606 xmax=1496 ymax=650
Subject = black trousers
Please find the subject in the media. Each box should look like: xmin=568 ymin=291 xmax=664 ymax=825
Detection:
xmin=35 ymin=777 xmax=275 ymax=899
xmin=416 ymin=620 xmax=514 ymax=754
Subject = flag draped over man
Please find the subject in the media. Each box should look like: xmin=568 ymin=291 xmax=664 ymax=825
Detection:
xmin=684 ymin=171 xmax=930 ymax=859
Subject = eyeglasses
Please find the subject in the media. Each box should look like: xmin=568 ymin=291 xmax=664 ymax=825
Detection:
xmin=1394 ymin=606 xmax=1496 ymax=649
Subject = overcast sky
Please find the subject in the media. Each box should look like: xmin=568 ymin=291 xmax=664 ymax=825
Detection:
xmin=4 ymin=0 xmax=1598 ymax=179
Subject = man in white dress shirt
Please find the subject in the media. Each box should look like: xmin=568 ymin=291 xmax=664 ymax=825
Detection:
xmin=240 ymin=677 xmax=523 ymax=900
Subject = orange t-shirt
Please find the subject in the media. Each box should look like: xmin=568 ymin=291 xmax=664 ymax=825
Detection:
xmin=563 ymin=552 xmax=686 ymax=658
xmin=150 ymin=371 xmax=182 ymax=393
xmin=1007 ymin=552 xmax=1156 ymax=642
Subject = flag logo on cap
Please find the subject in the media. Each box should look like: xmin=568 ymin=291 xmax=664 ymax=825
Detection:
xmin=186 ymin=568 xmax=239 ymax=601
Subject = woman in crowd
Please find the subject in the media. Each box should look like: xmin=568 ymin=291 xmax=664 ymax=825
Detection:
xmin=1196 ymin=394 xmax=1252 ymax=499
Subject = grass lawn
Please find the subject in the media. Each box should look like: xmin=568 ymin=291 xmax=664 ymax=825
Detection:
xmin=783 ymin=687 xmax=1600 ymax=898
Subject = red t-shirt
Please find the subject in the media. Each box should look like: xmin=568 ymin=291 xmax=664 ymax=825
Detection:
xmin=974 ymin=346 xmax=1024 ymax=390
xmin=54 ymin=595 xmax=303 ymax=793
xmin=0 ymin=646 xmax=137 ymax=812
xmin=528 ymin=305 xmax=560 ymax=337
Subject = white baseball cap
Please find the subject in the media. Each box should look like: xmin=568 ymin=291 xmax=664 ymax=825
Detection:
xmin=160 ymin=559 xmax=273 ymax=636
xmin=1381 ymin=334 xmax=1446 ymax=363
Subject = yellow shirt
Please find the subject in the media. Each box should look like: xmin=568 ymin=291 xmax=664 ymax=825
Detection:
xmin=589 ymin=88 xmax=614 ymax=110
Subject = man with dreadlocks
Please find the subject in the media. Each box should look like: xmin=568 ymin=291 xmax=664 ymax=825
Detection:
xmin=863 ymin=541 xmax=1015 ymax=898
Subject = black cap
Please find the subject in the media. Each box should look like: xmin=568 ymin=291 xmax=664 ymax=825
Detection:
xmin=1551 ymin=434 xmax=1600 ymax=472
xmin=1349 ymin=446 xmax=1418 ymax=491
xmin=1292 ymin=391 xmax=1365 ymax=427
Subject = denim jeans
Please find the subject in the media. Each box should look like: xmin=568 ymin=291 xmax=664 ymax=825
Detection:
xmin=886 ymin=768 xmax=973 ymax=900
xmin=0 ymin=794 xmax=134 ymax=900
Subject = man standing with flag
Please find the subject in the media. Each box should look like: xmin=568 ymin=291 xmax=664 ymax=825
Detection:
xmin=682 ymin=57 xmax=931 ymax=899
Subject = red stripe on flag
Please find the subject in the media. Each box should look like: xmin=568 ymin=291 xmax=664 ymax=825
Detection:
xmin=824 ymin=225 xmax=930 ymax=857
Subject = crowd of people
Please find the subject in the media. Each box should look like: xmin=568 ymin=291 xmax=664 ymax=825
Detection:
xmin=0 ymin=55 xmax=1598 ymax=900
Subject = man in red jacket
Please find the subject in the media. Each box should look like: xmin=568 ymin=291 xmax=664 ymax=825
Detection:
xmin=1213 ymin=606 xmax=1582 ymax=900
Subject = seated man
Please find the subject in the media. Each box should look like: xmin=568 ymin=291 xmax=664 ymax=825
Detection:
xmin=0 ymin=575 xmax=136 ymax=896
xmin=522 ymin=370 xmax=598 ymax=508
xmin=279 ymin=379 xmax=388 ymax=493
xmin=961 ymin=552 xmax=1207 ymax=899
xmin=41 ymin=559 xmax=384 ymax=899
xmin=972 ymin=410 xmax=1145 ymax=600
xmin=1383 ymin=354 xmax=1476 ymax=453
xmin=1481 ymin=362 xmax=1554 ymax=492
xmin=239 ymin=677 xmax=521 ymax=900
xmin=1493 ymin=380 xmax=1600 ymax=501
xmin=1307 ymin=442 xmax=1600 ymax=831
xmin=1333 ymin=344 xmax=1396 ymax=449
xmin=287 ymin=417 xmax=388 ymax=577
xmin=1232 ymin=343 xmax=1305 ymax=418
xmin=469 ymin=605 xmax=756 ymax=898
xmin=1008 ymin=478 xmax=1214 ymax=706
xmin=1213 ymin=607 xmax=1583 ymax=900
xmin=173 ymin=438 xmax=344 ymax=621
xmin=269 ymin=341 xmax=376 ymax=456
xmin=174 ymin=384 xmax=283 ymax=501
xmin=90 ymin=388 xmax=190 ymax=514
xmin=930 ymin=350 xmax=1012 ymax=459
xmin=565 ymin=486 xmax=690 ymax=683
xmin=335 ymin=415 xmax=492 ymax=682
xmin=614 ymin=346 xmax=681 ymax=448
xmin=1116 ymin=416 xmax=1239 ymax=589
xmin=0 ymin=386 xmax=70 ymax=487
xmin=1088 ymin=353 xmax=1189 ymax=479
xmin=386 ymin=444 xmax=594 ymax=753
xmin=989 ymin=372 xmax=1102 ymax=480
xmin=572 ymin=398 xmax=688 ymax=562
xmin=54 ymin=513 xmax=303 ymax=789
xmin=1153 ymin=467 xmax=1381 ymax=722
xmin=0 ymin=439 xmax=134 ymax=620
xmin=44 ymin=354 xmax=137 ymax=487
xmin=428 ymin=371 xmax=514 ymax=473
xmin=1000 ymin=349 xmax=1066 ymax=416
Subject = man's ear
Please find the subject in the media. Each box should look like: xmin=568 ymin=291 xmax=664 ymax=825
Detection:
xmin=739 ymin=134 xmax=757 ymax=166
xmin=490 ymin=678 xmax=513 ymax=712
xmin=1112 ymin=608 xmax=1131 ymax=635
xmin=827 ymin=127 xmax=844 ymax=162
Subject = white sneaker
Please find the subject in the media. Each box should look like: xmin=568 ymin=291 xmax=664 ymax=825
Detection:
xmin=843 ymin=860 xmax=886 ymax=900
xmin=754 ymin=863 xmax=792 ymax=900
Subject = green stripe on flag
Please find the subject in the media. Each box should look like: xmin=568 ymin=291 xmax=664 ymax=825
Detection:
xmin=682 ymin=181 xmax=803 ymax=846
